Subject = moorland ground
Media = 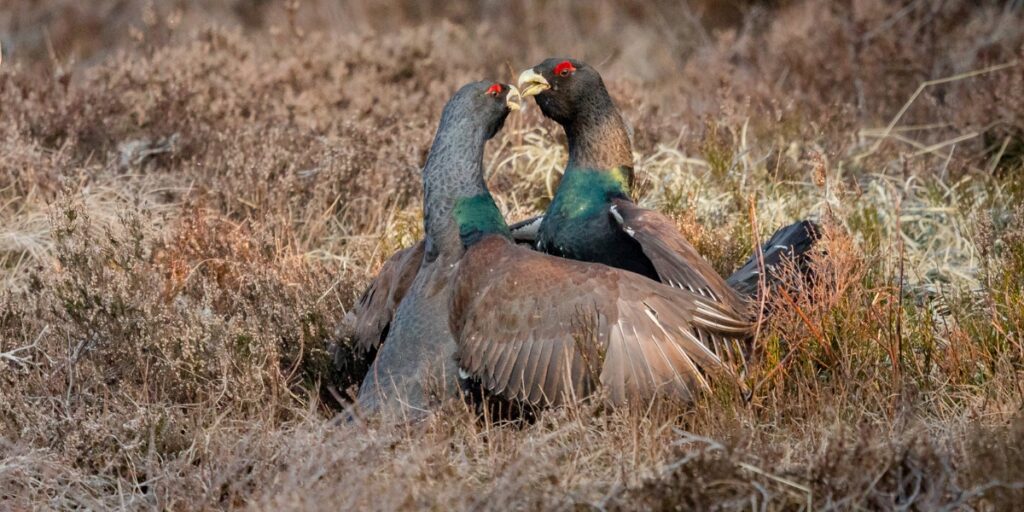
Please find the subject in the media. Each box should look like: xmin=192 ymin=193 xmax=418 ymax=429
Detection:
xmin=2 ymin=0 xmax=1024 ymax=509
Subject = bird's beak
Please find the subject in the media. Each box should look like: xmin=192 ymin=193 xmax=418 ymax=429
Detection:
xmin=517 ymin=68 xmax=550 ymax=98
xmin=506 ymin=85 xmax=522 ymax=111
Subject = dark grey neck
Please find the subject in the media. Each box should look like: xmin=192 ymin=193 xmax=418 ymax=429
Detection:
xmin=422 ymin=118 xmax=490 ymax=262
xmin=565 ymin=91 xmax=634 ymax=171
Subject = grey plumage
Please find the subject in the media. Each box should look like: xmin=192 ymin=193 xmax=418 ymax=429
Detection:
xmin=355 ymin=81 xmax=513 ymax=418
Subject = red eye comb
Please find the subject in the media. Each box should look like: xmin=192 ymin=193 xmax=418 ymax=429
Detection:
xmin=554 ymin=60 xmax=576 ymax=76
xmin=486 ymin=83 xmax=503 ymax=95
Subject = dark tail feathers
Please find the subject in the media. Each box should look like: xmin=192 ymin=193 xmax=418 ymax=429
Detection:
xmin=726 ymin=220 xmax=821 ymax=298
xmin=508 ymin=215 xmax=544 ymax=244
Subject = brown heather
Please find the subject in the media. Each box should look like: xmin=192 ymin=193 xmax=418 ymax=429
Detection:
xmin=2 ymin=1 xmax=1024 ymax=510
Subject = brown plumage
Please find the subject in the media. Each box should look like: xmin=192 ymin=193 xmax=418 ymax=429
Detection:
xmin=609 ymin=198 xmax=749 ymax=315
xmin=344 ymin=215 xmax=543 ymax=354
xmin=348 ymin=80 xmax=755 ymax=414
xmin=347 ymin=241 xmax=425 ymax=352
xmin=451 ymin=236 xmax=750 ymax=407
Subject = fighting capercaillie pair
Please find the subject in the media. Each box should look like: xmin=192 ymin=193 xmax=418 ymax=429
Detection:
xmin=346 ymin=59 xmax=818 ymax=419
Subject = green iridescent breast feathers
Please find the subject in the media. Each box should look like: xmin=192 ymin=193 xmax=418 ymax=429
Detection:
xmin=454 ymin=193 xmax=511 ymax=246
xmin=547 ymin=166 xmax=632 ymax=221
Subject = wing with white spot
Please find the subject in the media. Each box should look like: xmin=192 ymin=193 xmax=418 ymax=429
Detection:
xmin=609 ymin=198 xmax=749 ymax=315
xmin=449 ymin=237 xmax=751 ymax=407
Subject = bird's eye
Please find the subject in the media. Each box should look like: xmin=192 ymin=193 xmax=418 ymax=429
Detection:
xmin=486 ymin=83 xmax=503 ymax=97
xmin=554 ymin=60 xmax=576 ymax=77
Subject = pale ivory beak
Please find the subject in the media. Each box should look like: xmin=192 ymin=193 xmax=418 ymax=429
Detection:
xmin=517 ymin=68 xmax=550 ymax=98
xmin=506 ymin=85 xmax=522 ymax=111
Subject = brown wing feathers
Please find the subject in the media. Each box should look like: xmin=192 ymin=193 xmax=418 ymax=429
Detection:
xmin=451 ymin=236 xmax=751 ymax=407
xmin=349 ymin=241 xmax=425 ymax=351
xmin=610 ymin=198 xmax=749 ymax=315
xmin=350 ymin=205 xmax=753 ymax=406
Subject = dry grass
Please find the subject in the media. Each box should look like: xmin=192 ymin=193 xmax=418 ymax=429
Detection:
xmin=2 ymin=1 xmax=1024 ymax=510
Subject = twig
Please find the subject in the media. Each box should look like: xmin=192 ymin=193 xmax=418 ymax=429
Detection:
xmin=0 ymin=326 xmax=48 ymax=370
xmin=750 ymin=288 xmax=832 ymax=395
xmin=738 ymin=462 xmax=813 ymax=510
xmin=986 ymin=135 xmax=1012 ymax=175
xmin=748 ymin=195 xmax=767 ymax=369
xmin=779 ymin=287 xmax=832 ymax=359
xmin=907 ymin=132 xmax=978 ymax=158
xmin=895 ymin=195 xmax=906 ymax=389
xmin=855 ymin=60 xmax=1019 ymax=161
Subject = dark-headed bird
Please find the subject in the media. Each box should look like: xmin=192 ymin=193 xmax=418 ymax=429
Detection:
xmin=517 ymin=58 xmax=819 ymax=317
xmin=356 ymin=80 xmax=750 ymax=416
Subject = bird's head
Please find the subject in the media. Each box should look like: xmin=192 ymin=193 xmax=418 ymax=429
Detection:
xmin=517 ymin=58 xmax=609 ymax=125
xmin=442 ymin=81 xmax=522 ymax=140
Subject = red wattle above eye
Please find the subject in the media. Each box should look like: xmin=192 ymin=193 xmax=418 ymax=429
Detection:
xmin=486 ymin=83 xmax=503 ymax=95
xmin=554 ymin=60 xmax=576 ymax=76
